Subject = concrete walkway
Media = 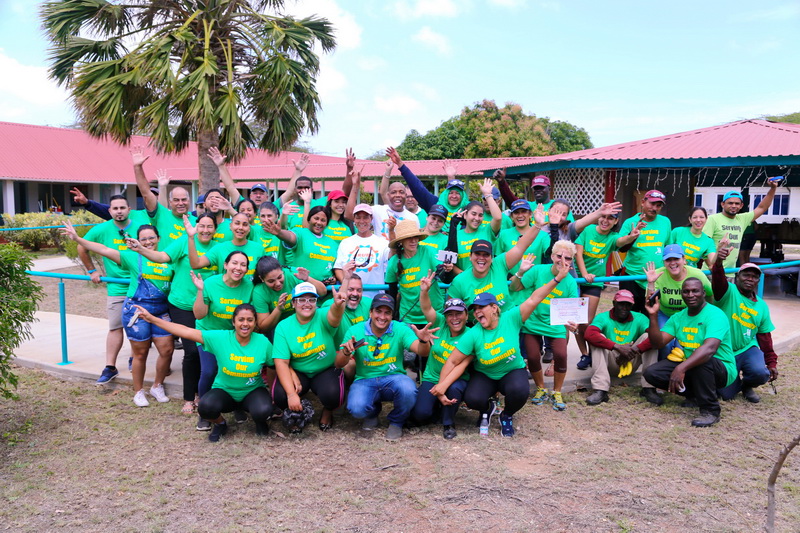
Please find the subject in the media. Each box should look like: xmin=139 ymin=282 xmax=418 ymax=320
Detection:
xmin=14 ymin=257 xmax=800 ymax=402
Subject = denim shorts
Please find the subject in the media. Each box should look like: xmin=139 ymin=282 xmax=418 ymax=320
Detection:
xmin=122 ymin=298 xmax=171 ymax=342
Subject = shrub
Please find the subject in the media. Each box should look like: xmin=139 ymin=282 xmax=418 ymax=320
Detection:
xmin=1 ymin=212 xmax=64 ymax=251
xmin=0 ymin=243 xmax=44 ymax=400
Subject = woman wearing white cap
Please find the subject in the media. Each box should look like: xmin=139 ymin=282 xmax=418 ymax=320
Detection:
xmin=271 ymin=281 xmax=347 ymax=432
xmin=433 ymin=261 xmax=570 ymax=437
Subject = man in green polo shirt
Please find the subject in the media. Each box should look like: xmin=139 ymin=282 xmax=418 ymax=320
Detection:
xmin=703 ymin=180 xmax=779 ymax=270
xmin=643 ymin=277 xmax=736 ymax=427
xmin=78 ymin=194 xmax=150 ymax=384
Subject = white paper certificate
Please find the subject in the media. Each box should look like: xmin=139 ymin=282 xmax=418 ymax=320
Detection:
xmin=550 ymin=297 xmax=589 ymax=325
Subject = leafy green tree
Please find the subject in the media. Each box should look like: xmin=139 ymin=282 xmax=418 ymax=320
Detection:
xmin=0 ymin=244 xmax=44 ymax=400
xmin=41 ymin=0 xmax=335 ymax=193
xmin=395 ymin=99 xmax=592 ymax=160
xmin=765 ymin=112 xmax=800 ymax=124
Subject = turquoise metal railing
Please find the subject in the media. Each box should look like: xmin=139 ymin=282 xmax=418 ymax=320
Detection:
xmin=24 ymin=260 xmax=800 ymax=366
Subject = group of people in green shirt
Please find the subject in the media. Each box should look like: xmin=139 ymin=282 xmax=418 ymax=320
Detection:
xmin=67 ymin=144 xmax=783 ymax=440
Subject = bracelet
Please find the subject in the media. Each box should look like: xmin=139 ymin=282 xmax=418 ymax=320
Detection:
xmin=419 ymin=339 xmax=429 ymax=344
xmin=514 ymin=272 xmax=523 ymax=279
xmin=87 ymin=269 xmax=97 ymax=274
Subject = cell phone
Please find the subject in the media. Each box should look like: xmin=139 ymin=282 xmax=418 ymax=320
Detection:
xmin=436 ymin=250 xmax=458 ymax=264
xmin=353 ymin=339 xmax=368 ymax=349
xmin=768 ymin=176 xmax=784 ymax=183
xmin=647 ymin=289 xmax=661 ymax=307
xmin=118 ymin=229 xmax=132 ymax=240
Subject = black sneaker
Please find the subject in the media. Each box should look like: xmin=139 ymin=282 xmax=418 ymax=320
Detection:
xmin=576 ymin=354 xmax=592 ymax=370
xmin=691 ymin=411 xmax=720 ymax=427
xmin=499 ymin=413 xmax=515 ymax=437
xmin=196 ymin=416 xmax=212 ymax=431
xmin=586 ymin=390 xmax=609 ymax=405
xmin=639 ymin=387 xmax=664 ymax=406
xmin=209 ymin=421 xmax=228 ymax=442
xmin=742 ymin=387 xmax=761 ymax=403
xmin=234 ymin=410 xmax=248 ymax=424
xmin=443 ymin=425 xmax=457 ymax=440
xmin=542 ymin=348 xmax=554 ymax=364
xmin=174 ymin=338 xmax=183 ymax=350
xmin=680 ymin=397 xmax=698 ymax=408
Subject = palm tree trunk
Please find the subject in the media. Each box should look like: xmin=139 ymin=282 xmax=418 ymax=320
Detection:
xmin=197 ymin=129 xmax=220 ymax=195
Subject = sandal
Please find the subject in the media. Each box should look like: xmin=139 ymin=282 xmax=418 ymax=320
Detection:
xmin=181 ymin=401 xmax=196 ymax=414
xmin=318 ymin=420 xmax=334 ymax=432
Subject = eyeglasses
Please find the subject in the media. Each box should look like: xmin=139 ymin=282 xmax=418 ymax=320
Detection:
xmin=294 ymin=297 xmax=317 ymax=304
xmin=139 ymin=236 xmax=157 ymax=242
xmin=555 ymin=254 xmax=574 ymax=262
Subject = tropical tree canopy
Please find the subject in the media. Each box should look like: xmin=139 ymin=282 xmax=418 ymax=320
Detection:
xmin=765 ymin=111 xmax=800 ymax=124
xmin=395 ymin=99 xmax=593 ymax=160
xmin=41 ymin=0 xmax=335 ymax=191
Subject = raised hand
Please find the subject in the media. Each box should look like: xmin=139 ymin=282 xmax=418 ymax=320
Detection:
xmin=554 ymin=259 xmax=571 ymax=281
xmin=386 ymin=147 xmax=403 ymax=168
xmin=183 ymin=214 xmax=197 ymax=237
xmin=69 ymin=187 xmax=88 ymax=205
xmin=383 ymin=160 xmax=394 ymax=177
xmin=342 ymin=260 xmax=356 ymax=278
xmin=262 ymin=218 xmax=281 ymax=236
xmin=645 ymin=261 xmax=663 ymax=284
xmin=124 ymin=237 xmax=141 ymax=251
xmin=443 ymin=160 xmax=458 ymax=179
xmin=493 ymin=167 xmax=507 ymax=181
xmin=331 ymin=285 xmax=346 ymax=306
xmin=345 ymin=148 xmax=355 ymax=172
xmin=532 ymin=204 xmax=546 ymax=226
xmin=294 ymin=266 xmax=310 ymax=281
xmin=283 ymin=203 xmax=300 ymax=216
xmin=519 ymin=253 xmax=535 ymax=274
xmin=60 ymin=220 xmax=79 ymax=241
xmin=190 ymin=270 xmax=205 ymax=291
xmin=298 ymin=188 xmax=313 ymax=204
xmin=549 ymin=205 xmax=566 ymax=225
xmin=277 ymin=292 xmax=290 ymax=310
xmin=217 ymin=196 xmax=233 ymax=212
xmin=599 ymin=202 xmax=622 ymax=217
xmin=386 ymin=215 xmax=397 ymax=231
xmin=718 ymin=232 xmax=731 ymax=252
xmin=154 ymin=168 xmax=171 ymax=188
xmin=208 ymin=146 xmax=226 ymax=166
xmin=293 ymin=153 xmax=310 ymax=172
xmin=631 ymin=214 xmax=647 ymax=236
xmin=479 ymin=177 xmax=495 ymax=197
xmin=411 ymin=322 xmax=440 ymax=344
xmin=419 ymin=269 xmax=435 ymax=292
xmin=130 ymin=145 xmax=150 ymax=167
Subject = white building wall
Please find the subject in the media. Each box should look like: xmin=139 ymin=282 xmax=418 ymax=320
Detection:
xmin=695 ymin=186 xmax=799 ymax=223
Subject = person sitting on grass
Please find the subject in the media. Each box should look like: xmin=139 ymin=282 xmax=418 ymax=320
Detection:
xmin=133 ymin=303 xmax=274 ymax=442
xmin=433 ymin=259 xmax=571 ymax=438
xmin=643 ymin=278 xmax=737 ymax=427
xmin=712 ymin=246 xmax=778 ymax=403
xmin=336 ymin=294 xmax=438 ymax=441
xmin=583 ymin=290 xmax=657 ymax=405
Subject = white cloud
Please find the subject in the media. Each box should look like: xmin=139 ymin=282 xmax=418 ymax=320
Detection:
xmin=0 ymin=50 xmax=70 ymax=108
xmin=412 ymin=27 xmax=452 ymax=57
xmin=286 ymin=0 xmax=362 ymax=51
xmin=392 ymin=0 xmax=461 ymax=20
xmin=374 ymin=94 xmax=423 ymax=115
xmin=315 ymin=57 xmax=348 ymax=102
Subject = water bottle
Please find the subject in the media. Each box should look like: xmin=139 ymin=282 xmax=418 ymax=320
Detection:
xmin=479 ymin=413 xmax=489 ymax=436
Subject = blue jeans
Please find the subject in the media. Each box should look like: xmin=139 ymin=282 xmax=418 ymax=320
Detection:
xmin=347 ymin=374 xmax=418 ymax=427
xmin=718 ymin=346 xmax=771 ymax=400
xmin=412 ymin=379 xmax=468 ymax=426
xmin=657 ymin=311 xmax=678 ymax=361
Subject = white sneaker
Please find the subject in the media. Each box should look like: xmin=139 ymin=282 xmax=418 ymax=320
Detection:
xmin=149 ymin=384 xmax=170 ymax=403
xmin=133 ymin=390 xmax=150 ymax=407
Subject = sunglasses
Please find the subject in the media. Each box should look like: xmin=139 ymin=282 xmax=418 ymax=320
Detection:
xmin=294 ymin=297 xmax=317 ymax=304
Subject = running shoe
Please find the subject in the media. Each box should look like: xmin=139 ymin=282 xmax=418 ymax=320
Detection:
xmin=133 ymin=390 xmax=150 ymax=407
xmin=576 ymin=354 xmax=592 ymax=370
xmin=209 ymin=421 xmax=228 ymax=442
xmin=531 ymin=386 xmax=549 ymax=405
xmin=551 ymin=391 xmax=566 ymax=411
xmin=196 ymin=416 xmax=212 ymax=431
xmin=96 ymin=366 xmax=118 ymax=385
xmin=149 ymin=384 xmax=170 ymax=403
xmin=499 ymin=413 xmax=515 ymax=437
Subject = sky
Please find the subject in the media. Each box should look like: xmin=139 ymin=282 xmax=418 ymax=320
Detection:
xmin=1 ymin=0 xmax=799 ymax=158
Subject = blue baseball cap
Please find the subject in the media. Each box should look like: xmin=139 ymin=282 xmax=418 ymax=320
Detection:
xmin=291 ymin=282 xmax=318 ymax=298
xmin=662 ymin=244 xmax=685 ymax=260
xmin=510 ymin=199 xmax=530 ymax=213
xmin=446 ymin=179 xmax=465 ymax=191
xmin=469 ymin=292 xmax=499 ymax=309
xmin=490 ymin=187 xmax=501 ymax=200
xmin=251 ymin=183 xmax=267 ymax=192
xmin=428 ymin=204 xmax=448 ymax=219
xmin=196 ymin=194 xmax=206 ymax=205
xmin=723 ymin=191 xmax=743 ymax=202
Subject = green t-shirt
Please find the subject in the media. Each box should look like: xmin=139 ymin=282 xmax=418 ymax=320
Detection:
xmin=703 ymin=211 xmax=756 ymax=270
xmin=495 ymin=227 xmax=549 ymax=277
xmin=273 ymin=311 xmax=337 ymax=377
xmin=414 ymin=208 xmax=428 ymax=229
xmin=149 ymin=203 xmax=196 ymax=248
xmin=713 ymin=284 xmax=775 ymax=354
xmin=620 ymin=214 xmax=672 ymax=288
xmin=279 ymin=197 xmax=327 ymax=231
xmin=519 ymin=264 xmax=579 ymax=338
xmin=288 ymin=227 xmax=337 ymax=281
xmin=481 ymin=212 xmax=514 ymax=231
xmin=418 ymin=231 xmax=448 ymax=253
xmin=662 ymin=303 xmax=736 ymax=386
xmin=201 ymin=329 xmax=272 ymax=402
xmin=669 ymin=227 xmax=716 ymax=267
xmin=322 ymin=296 xmax=371 ymax=346
xmin=204 ymin=239 xmax=264 ymax=278
xmin=252 ymin=269 xmax=302 ymax=319
xmin=83 ymin=211 xmax=151 ymax=296
xmin=654 ymin=265 xmax=712 ymax=317
xmin=249 ymin=225 xmax=282 ymax=259
xmin=163 ymin=236 xmax=218 ymax=310
xmin=455 ymin=225 xmax=497 ymax=271
xmin=421 ymin=315 xmax=470 ymax=384
xmin=385 ymin=246 xmax=443 ymax=324
xmin=196 ymin=274 xmax=254 ymax=331
xmin=575 ymin=225 xmax=618 ymax=288
xmin=590 ymin=310 xmax=649 ymax=345
xmin=447 ymin=252 xmax=513 ymax=310
xmin=346 ymin=320 xmax=418 ymax=380
xmin=324 ymin=218 xmax=354 ymax=243
xmin=456 ymin=307 xmax=527 ymax=380
xmin=529 ymin=199 xmax=575 ymax=223
xmin=118 ymin=251 xmax=173 ymax=299
xmin=212 ymin=219 xmax=232 ymax=243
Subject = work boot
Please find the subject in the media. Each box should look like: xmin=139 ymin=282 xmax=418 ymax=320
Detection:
xmin=742 ymin=387 xmax=761 ymax=403
xmin=586 ymin=390 xmax=609 ymax=405
xmin=639 ymin=387 xmax=663 ymax=406
xmin=691 ymin=411 xmax=720 ymax=427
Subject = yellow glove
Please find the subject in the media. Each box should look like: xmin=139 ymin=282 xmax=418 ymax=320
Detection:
xmin=667 ymin=346 xmax=685 ymax=363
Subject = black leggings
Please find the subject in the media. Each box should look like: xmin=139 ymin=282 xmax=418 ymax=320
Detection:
xmin=463 ymin=368 xmax=531 ymax=417
xmin=198 ymin=387 xmax=273 ymax=435
xmin=271 ymin=367 xmax=346 ymax=411
xmin=523 ymin=334 xmax=568 ymax=374
xmin=168 ymin=303 xmax=199 ymax=402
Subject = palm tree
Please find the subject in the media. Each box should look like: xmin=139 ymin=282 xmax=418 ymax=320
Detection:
xmin=41 ymin=0 xmax=335 ymax=192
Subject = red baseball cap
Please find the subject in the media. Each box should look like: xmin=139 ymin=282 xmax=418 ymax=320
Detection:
xmin=643 ymin=190 xmax=667 ymax=203
xmin=328 ymin=190 xmax=346 ymax=201
xmin=739 ymin=263 xmax=762 ymax=275
xmin=531 ymin=175 xmax=551 ymax=187
xmin=613 ymin=290 xmax=635 ymax=304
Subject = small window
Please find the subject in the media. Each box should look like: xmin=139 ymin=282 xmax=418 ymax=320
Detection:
xmin=694 ymin=193 xmax=703 ymax=207
xmin=772 ymin=194 xmax=789 ymax=216
xmin=716 ymin=194 xmax=725 ymax=213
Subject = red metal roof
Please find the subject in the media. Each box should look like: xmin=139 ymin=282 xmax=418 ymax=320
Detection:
xmin=0 ymin=121 xmax=545 ymax=187
xmin=505 ymin=120 xmax=800 ymax=167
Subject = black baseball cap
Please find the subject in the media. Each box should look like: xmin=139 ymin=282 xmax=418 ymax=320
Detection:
xmin=428 ymin=204 xmax=447 ymax=219
xmin=370 ymin=293 xmax=395 ymax=311
xmin=470 ymin=240 xmax=493 ymax=254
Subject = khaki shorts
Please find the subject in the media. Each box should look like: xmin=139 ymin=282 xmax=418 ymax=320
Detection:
xmin=106 ymin=295 xmax=126 ymax=330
